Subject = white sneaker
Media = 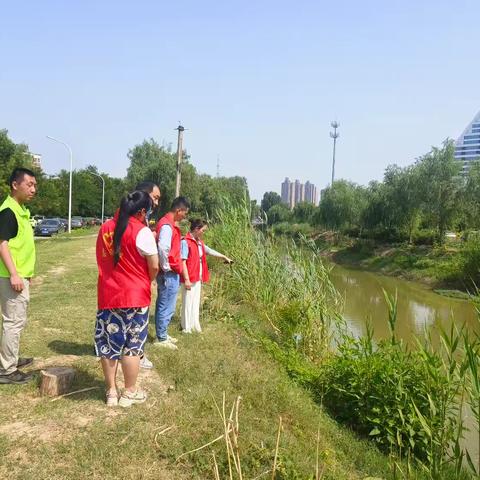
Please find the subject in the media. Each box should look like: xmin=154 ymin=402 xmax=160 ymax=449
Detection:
xmin=153 ymin=340 xmax=178 ymax=350
xmin=106 ymin=390 xmax=119 ymax=407
xmin=167 ymin=335 xmax=178 ymax=344
xmin=140 ymin=356 xmax=153 ymax=369
xmin=118 ymin=389 xmax=147 ymax=408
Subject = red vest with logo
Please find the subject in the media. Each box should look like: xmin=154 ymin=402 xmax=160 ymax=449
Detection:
xmin=155 ymin=213 xmax=182 ymax=274
xmin=96 ymin=216 xmax=151 ymax=309
xmin=181 ymin=232 xmax=210 ymax=284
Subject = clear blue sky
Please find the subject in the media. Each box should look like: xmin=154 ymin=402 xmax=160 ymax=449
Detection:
xmin=1 ymin=0 xmax=479 ymax=201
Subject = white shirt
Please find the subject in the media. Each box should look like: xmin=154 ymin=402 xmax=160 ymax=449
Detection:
xmin=158 ymin=224 xmax=173 ymax=272
xmin=136 ymin=227 xmax=157 ymax=256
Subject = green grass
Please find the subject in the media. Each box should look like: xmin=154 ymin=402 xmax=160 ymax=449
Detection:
xmin=331 ymin=242 xmax=464 ymax=288
xmin=0 ymin=234 xmax=402 ymax=479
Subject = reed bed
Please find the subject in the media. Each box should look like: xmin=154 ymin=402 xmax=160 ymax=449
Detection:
xmin=207 ymin=200 xmax=480 ymax=479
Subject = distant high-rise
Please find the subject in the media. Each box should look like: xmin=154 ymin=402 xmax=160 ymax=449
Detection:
xmin=280 ymin=178 xmax=318 ymax=209
xmin=281 ymin=177 xmax=294 ymax=208
xmin=304 ymin=181 xmax=318 ymax=205
xmin=455 ymin=110 xmax=480 ymax=174
xmin=30 ymin=153 xmax=42 ymax=170
xmin=294 ymin=179 xmax=304 ymax=204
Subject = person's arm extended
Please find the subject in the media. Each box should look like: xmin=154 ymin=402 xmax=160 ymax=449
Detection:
xmin=0 ymin=240 xmax=23 ymax=292
xmin=204 ymin=244 xmax=233 ymax=264
xmin=146 ymin=254 xmax=159 ymax=282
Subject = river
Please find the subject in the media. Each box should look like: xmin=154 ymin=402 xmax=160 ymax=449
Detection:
xmin=329 ymin=263 xmax=478 ymax=342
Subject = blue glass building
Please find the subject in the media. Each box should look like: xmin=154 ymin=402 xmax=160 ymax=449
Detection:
xmin=455 ymin=111 xmax=480 ymax=174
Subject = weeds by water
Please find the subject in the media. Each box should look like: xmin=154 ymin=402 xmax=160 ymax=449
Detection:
xmin=210 ymin=200 xmax=342 ymax=359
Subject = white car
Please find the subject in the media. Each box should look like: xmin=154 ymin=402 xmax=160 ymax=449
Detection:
xmin=30 ymin=215 xmax=45 ymax=228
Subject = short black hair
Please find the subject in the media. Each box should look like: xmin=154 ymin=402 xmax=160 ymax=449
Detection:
xmin=9 ymin=168 xmax=36 ymax=188
xmin=190 ymin=219 xmax=208 ymax=231
xmin=135 ymin=181 xmax=158 ymax=194
xmin=171 ymin=196 xmax=190 ymax=211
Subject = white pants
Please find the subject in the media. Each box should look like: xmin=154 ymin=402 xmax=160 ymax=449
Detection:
xmin=0 ymin=277 xmax=30 ymax=375
xmin=181 ymin=282 xmax=202 ymax=333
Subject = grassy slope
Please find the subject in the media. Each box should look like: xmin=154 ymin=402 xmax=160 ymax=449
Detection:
xmin=0 ymin=234 xmax=396 ymax=479
xmin=328 ymin=241 xmax=463 ymax=289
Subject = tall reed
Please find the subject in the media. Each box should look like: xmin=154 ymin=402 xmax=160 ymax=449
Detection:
xmin=209 ymin=199 xmax=342 ymax=357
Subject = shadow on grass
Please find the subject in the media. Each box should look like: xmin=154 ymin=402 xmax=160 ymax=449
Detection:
xmin=48 ymin=340 xmax=95 ymax=357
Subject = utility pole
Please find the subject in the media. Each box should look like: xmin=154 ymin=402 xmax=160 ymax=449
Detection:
xmin=175 ymin=124 xmax=185 ymax=197
xmin=216 ymin=155 xmax=220 ymax=178
xmin=330 ymin=121 xmax=340 ymax=186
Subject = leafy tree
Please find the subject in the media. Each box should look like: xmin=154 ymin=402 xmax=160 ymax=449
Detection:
xmin=383 ymin=164 xmax=422 ymax=243
xmin=29 ymin=173 xmax=64 ymax=216
xmin=292 ymin=201 xmax=317 ymax=224
xmin=415 ymin=140 xmax=461 ymax=242
xmin=126 ymin=139 xmax=181 ymax=214
xmin=250 ymin=200 xmax=262 ymax=219
xmin=315 ymin=180 xmax=367 ymax=231
xmin=0 ymin=129 xmax=34 ymax=200
xmin=266 ymin=203 xmax=291 ymax=225
xmin=126 ymin=138 xmax=249 ymax=218
xmin=459 ymin=161 xmax=480 ymax=230
xmin=261 ymin=191 xmax=281 ymax=213
xmin=361 ymin=181 xmax=392 ymax=230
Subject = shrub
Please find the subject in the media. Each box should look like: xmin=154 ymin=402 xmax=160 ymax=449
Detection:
xmin=361 ymin=227 xmax=407 ymax=243
xmin=315 ymin=298 xmax=467 ymax=477
xmin=272 ymin=222 xmax=314 ymax=238
xmin=412 ymin=229 xmax=438 ymax=245
xmin=459 ymin=239 xmax=480 ymax=287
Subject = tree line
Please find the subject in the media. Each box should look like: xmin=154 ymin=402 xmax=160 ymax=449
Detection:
xmin=262 ymin=140 xmax=479 ymax=244
xmin=0 ymin=130 xmax=249 ymax=219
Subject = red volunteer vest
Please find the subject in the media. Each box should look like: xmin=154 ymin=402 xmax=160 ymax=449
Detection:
xmin=155 ymin=213 xmax=182 ymax=274
xmin=181 ymin=232 xmax=210 ymax=284
xmin=96 ymin=216 xmax=151 ymax=309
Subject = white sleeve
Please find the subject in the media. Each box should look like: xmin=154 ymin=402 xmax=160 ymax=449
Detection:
xmin=204 ymin=244 xmax=224 ymax=258
xmin=136 ymin=227 xmax=158 ymax=256
xmin=158 ymin=224 xmax=173 ymax=272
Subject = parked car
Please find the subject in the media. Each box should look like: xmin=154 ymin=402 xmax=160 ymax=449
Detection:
xmin=83 ymin=217 xmax=98 ymax=227
xmin=71 ymin=216 xmax=84 ymax=229
xmin=34 ymin=218 xmax=65 ymax=236
xmin=30 ymin=215 xmax=45 ymax=228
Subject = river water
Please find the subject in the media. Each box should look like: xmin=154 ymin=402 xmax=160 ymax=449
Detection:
xmin=329 ymin=263 xmax=478 ymax=342
xmin=329 ymin=262 xmax=479 ymax=460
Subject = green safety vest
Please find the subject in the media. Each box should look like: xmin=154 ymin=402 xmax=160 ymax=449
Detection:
xmin=0 ymin=195 xmax=36 ymax=278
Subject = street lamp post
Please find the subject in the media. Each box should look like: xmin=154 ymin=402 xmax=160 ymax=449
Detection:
xmin=330 ymin=121 xmax=340 ymax=186
xmin=85 ymin=170 xmax=105 ymax=223
xmin=47 ymin=136 xmax=73 ymax=233
xmin=175 ymin=124 xmax=185 ymax=197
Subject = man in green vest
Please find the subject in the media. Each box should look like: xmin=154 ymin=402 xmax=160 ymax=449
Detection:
xmin=0 ymin=167 xmax=37 ymax=384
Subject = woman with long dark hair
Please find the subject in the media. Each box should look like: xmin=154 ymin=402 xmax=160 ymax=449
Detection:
xmin=95 ymin=191 xmax=159 ymax=407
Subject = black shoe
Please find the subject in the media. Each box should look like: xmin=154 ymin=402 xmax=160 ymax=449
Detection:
xmin=0 ymin=370 xmax=34 ymax=385
xmin=17 ymin=357 xmax=34 ymax=369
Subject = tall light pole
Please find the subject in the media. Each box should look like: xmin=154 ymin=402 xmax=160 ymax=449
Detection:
xmin=47 ymin=136 xmax=73 ymax=233
xmin=85 ymin=170 xmax=105 ymax=223
xmin=330 ymin=121 xmax=340 ymax=186
xmin=175 ymin=124 xmax=185 ymax=197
